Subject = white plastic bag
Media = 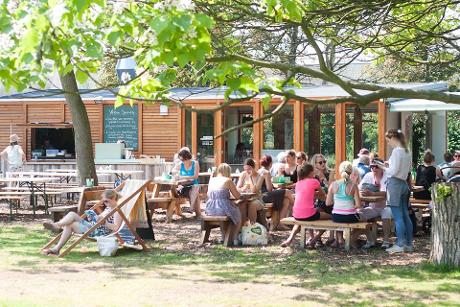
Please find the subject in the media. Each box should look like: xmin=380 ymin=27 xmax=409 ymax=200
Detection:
xmin=97 ymin=236 xmax=119 ymax=257
xmin=241 ymin=222 xmax=268 ymax=246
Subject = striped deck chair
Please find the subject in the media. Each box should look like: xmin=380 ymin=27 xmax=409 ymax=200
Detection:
xmin=41 ymin=179 xmax=151 ymax=257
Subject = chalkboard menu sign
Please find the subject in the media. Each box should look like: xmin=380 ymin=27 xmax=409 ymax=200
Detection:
xmin=103 ymin=105 xmax=138 ymax=150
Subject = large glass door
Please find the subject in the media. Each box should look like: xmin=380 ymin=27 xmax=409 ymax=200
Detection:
xmin=197 ymin=112 xmax=215 ymax=171
xmin=223 ymin=106 xmax=253 ymax=172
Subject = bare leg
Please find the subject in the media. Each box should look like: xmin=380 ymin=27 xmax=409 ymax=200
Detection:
xmin=248 ymin=202 xmax=258 ymax=224
xmin=281 ymin=224 xmax=300 ymax=247
xmin=51 ymin=222 xmax=81 ymax=253
xmin=238 ymin=200 xmax=248 ymax=226
xmin=279 ymin=197 xmax=291 ymax=220
xmin=193 ymin=195 xmax=201 ymax=218
xmin=55 ymin=211 xmax=82 ymax=227
xmin=311 ymin=213 xmax=331 ymax=242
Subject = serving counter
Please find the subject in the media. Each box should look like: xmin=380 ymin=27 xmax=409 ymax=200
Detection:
xmin=24 ymin=159 xmax=173 ymax=182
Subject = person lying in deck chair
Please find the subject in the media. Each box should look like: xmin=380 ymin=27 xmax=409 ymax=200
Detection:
xmin=41 ymin=189 xmax=134 ymax=256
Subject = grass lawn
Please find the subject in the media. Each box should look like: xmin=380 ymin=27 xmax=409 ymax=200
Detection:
xmin=1 ymin=215 xmax=460 ymax=307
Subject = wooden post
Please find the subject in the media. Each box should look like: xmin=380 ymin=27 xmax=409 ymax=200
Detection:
xmin=253 ymin=100 xmax=262 ymax=166
xmin=353 ymin=106 xmax=362 ymax=157
xmin=214 ymin=110 xmax=223 ymax=165
xmin=191 ymin=111 xmax=197 ymax=158
xmin=431 ymin=183 xmax=460 ymax=267
xmin=335 ymin=103 xmax=347 ymax=179
xmin=294 ymin=100 xmax=302 ymax=152
xmin=377 ymin=100 xmax=387 ymax=159
xmin=308 ymin=106 xmax=321 ymax=155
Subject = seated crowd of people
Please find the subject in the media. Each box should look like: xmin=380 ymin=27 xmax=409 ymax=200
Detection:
xmin=201 ymin=140 xmax=460 ymax=252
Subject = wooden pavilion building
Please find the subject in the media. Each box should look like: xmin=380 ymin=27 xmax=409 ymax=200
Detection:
xmin=0 ymin=83 xmax=448 ymax=174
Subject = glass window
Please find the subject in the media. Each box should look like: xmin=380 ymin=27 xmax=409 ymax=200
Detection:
xmin=197 ymin=112 xmax=214 ymax=170
xmin=185 ymin=110 xmax=192 ymax=149
xmin=263 ymin=105 xmax=294 ymax=150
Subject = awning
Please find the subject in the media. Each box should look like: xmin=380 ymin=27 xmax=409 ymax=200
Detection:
xmin=389 ymin=93 xmax=460 ymax=112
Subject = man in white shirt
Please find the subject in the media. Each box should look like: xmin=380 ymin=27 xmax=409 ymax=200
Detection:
xmin=358 ymin=158 xmax=392 ymax=249
xmin=1 ymin=134 xmax=26 ymax=172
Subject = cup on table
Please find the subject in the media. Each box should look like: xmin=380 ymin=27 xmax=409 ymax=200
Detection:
xmin=86 ymin=178 xmax=94 ymax=187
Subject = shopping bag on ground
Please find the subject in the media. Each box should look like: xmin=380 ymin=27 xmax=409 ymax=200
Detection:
xmin=96 ymin=236 xmax=119 ymax=256
xmin=241 ymin=222 xmax=268 ymax=246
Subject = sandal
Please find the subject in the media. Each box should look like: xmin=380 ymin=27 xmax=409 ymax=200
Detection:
xmin=41 ymin=248 xmax=59 ymax=256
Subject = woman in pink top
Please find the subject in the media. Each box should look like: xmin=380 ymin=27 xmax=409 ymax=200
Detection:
xmin=281 ymin=163 xmax=328 ymax=247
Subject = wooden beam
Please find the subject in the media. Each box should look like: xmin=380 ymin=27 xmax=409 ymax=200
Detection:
xmin=253 ymin=100 xmax=262 ymax=166
xmin=294 ymin=100 xmax=302 ymax=151
xmin=138 ymin=103 xmax=143 ymax=154
xmin=308 ymin=106 xmax=321 ymax=155
xmin=335 ymin=103 xmax=347 ymax=179
xmin=214 ymin=110 xmax=223 ymax=165
xmin=377 ymin=100 xmax=387 ymax=159
xmin=191 ymin=111 xmax=198 ymax=158
xmin=178 ymin=107 xmax=185 ymax=147
xmin=353 ymin=106 xmax=363 ymax=157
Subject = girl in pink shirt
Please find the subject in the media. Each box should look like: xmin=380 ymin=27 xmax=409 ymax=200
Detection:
xmin=281 ymin=163 xmax=329 ymax=247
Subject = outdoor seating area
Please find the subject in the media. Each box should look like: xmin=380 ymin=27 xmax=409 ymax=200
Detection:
xmin=2 ymin=1 xmax=460 ymax=305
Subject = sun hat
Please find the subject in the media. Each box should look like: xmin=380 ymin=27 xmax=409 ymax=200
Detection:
xmin=9 ymin=134 xmax=20 ymax=142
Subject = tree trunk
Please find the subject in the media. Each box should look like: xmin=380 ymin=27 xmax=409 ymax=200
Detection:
xmin=430 ymin=183 xmax=460 ymax=267
xmin=59 ymin=71 xmax=98 ymax=186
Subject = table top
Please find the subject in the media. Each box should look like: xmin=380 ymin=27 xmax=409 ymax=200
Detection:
xmin=0 ymin=177 xmax=58 ymax=183
xmin=199 ymin=172 xmax=240 ymax=178
xmin=46 ymin=169 xmax=77 ymax=173
xmin=411 ymin=185 xmax=424 ymax=192
xmin=96 ymin=169 xmax=145 ymax=175
xmin=360 ymin=194 xmax=385 ymax=202
xmin=8 ymin=171 xmax=77 ymax=177
xmin=153 ymin=177 xmax=191 ymax=185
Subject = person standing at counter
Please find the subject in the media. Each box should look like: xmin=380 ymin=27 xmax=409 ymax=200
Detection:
xmin=1 ymin=134 xmax=26 ymax=172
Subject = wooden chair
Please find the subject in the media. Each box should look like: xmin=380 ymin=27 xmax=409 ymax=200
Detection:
xmin=41 ymin=179 xmax=151 ymax=257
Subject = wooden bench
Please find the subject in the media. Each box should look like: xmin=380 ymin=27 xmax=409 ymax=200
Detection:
xmin=147 ymin=196 xmax=177 ymax=223
xmin=281 ymin=217 xmax=377 ymax=251
xmin=0 ymin=195 xmax=22 ymax=220
xmin=200 ymin=215 xmax=232 ymax=247
xmin=48 ymin=205 xmax=78 ymax=222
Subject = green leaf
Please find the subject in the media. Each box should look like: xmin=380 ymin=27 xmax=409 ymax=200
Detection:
xmin=75 ymin=69 xmax=88 ymax=84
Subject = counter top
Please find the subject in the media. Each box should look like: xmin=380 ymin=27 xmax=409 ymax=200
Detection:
xmin=26 ymin=159 xmax=173 ymax=165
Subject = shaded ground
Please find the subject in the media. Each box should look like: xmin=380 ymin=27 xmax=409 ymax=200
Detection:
xmin=1 ymin=203 xmax=460 ymax=306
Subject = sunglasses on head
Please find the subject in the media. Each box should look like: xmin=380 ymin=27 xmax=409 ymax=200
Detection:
xmin=317 ymin=160 xmax=326 ymax=165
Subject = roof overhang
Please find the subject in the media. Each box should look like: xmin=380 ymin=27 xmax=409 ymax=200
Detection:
xmin=388 ymin=93 xmax=460 ymax=112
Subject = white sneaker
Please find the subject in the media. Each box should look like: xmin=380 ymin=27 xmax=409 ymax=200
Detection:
xmin=362 ymin=241 xmax=375 ymax=249
xmin=404 ymin=245 xmax=414 ymax=253
xmin=381 ymin=241 xmax=390 ymax=249
xmin=386 ymin=244 xmax=405 ymax=254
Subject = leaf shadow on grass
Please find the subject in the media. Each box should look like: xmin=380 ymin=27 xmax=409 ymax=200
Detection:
xmin=2 ymin=224 xmax=460 ymax=306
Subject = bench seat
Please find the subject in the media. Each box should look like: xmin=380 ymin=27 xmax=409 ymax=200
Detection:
xmin=48 ymin=205 xmax=78 ymax=222
xmin=281 ymin=217 xmax=376 ymax=251
xmin=200 ymin=215 xmax=232 ymax=247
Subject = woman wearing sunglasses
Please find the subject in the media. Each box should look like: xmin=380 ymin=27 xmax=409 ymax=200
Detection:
xmin=308 ymin=153 xmax=335 ymax=247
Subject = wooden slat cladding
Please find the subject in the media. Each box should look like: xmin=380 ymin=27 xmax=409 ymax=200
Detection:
xmin=0 ymin=104 xmax=25 ymax=153
xmin=27 ymin=104 xmax=64 ymax=123
xmin=84 ymin=103 xmax=103 ymax=150
xmin=142 ymin=104 xmax=178 ymax=159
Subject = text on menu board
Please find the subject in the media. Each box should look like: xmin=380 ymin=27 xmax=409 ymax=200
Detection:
xmin=103 ymin=105 xmax=139 ymax=150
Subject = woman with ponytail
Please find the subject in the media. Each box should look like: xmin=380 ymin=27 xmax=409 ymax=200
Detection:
xmin=382 ymin=129 xmax=413 ymax=254
xmin=325 ymin=161 xmax=361 ymax=248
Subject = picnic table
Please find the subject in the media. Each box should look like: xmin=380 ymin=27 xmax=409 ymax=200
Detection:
xmin=0 ymin=176 xmax=58 ymax=217
xmin=359 ymin=194 xmax=386 ymax=203
xmin=96 ymin=169 xmax=144 ymax=181
xmin=8 ymin=171 xmax=78 ymax=184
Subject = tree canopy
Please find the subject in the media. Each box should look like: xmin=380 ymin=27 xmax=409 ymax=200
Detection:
xmin=1 ymin=0 xmax=459 ymax=107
